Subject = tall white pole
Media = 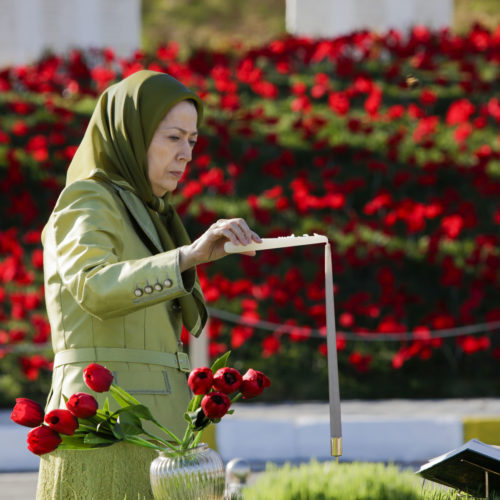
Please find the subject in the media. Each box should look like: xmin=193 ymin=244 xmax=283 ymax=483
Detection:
xmin=189 ymin=319 xmax=209 ymax=369
xmin=325 ymin=242 xmax=342 ymax=459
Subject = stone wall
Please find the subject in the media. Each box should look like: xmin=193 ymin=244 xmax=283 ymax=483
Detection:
xmin=0 ymin=0 xmax=140 ymax=68
xmin=286 ymin=0 xmax=453 ymax=38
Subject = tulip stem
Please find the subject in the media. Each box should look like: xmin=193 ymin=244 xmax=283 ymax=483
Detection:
xmin=124 ymin=435 xmax=177 ymax=452
xmin=180 ymin=430 xmax=193 ymax=450
xmin=142 ymin=429 xmax=179 ymax=450
xmin=124 ymin=435 xmax=159 ymax=449
xmin=78 ymin=423 xmax=102 ymax=433
xmin=188 ymin=394 xmax=203 ymax=412
xmin=231 ymin=393 xmax=242 ymax=404
xmin=192 ymin=430 xmax=203 ymax=448
xmin=150 ymin=419 xmax=183 ymax=445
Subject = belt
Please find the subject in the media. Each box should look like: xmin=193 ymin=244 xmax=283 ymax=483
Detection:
xmin=53 ymin=347 xmax=191 ymax=373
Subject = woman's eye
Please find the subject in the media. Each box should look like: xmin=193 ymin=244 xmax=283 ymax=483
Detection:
xmin=189 ymin=140 xmax=197 ymax=147
xmin=168 ymin=136 xmax=180 ymax=141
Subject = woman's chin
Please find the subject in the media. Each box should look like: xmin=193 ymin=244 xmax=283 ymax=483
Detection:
xmin=153 ymin=181 xmax=177 ymax=197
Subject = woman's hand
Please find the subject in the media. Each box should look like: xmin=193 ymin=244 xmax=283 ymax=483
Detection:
xmin=179 ymin=218 xmax=262 ymax=271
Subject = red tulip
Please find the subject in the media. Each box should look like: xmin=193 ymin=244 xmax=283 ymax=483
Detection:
xmin=44 ymin=409 xmax=79 ymax=435
xmin=27 ymin=426 xmax=62 ymax=455
xmin=213 ymin=367 xmax=242 ymax=394
xmin=201 ymin=392 xmax=231 ymax=419
xmin=348 ymin=352 xmax=373 ymax=373
xmin=66 ymin=392 xmax=98 ymax=419
xmin=187 ymin=367 xmax=214 ymax=395
xmin=83 ymin=363 xmax=113 ymax=392
xmin=240 ymin=369 xmax=271 ymax=399
xmin=10 ymin=398 xmax=44 ymax=427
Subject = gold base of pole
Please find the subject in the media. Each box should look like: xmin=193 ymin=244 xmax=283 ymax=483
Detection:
xmin=331 ymin=437 xmax=342 ymax=458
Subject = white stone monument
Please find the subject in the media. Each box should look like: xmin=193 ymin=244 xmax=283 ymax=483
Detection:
xmin=0 ymin=0 xmax=141 ymax=68
xmin=286 ymin=0 xmax=454 ymax=38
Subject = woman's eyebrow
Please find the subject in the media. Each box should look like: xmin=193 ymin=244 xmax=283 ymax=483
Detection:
xmin=165 ymin=126 xmax=198 ymax=135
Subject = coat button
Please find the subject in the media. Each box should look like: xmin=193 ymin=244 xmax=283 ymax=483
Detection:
xmin=163 ymin=278 xmax=173 ymax=288
xmin=154 ymin=283 xmax=163 ymax=292
xmin=144 ymin=285 xmax=153 ymax=294
xmin=134 ymin=288 xmax=143 ymax=297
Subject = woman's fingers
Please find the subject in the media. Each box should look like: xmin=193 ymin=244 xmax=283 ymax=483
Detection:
xmin=250 ymin=230 xmax=262 ymax=243
xmin=212 ymin=219 xmax=242 ymax=244
xmin=234 ymin=218 xmax=262 ymax=242
xmin=181 ymin=217 xmax=261 ymax=270
xmin=182 ymin=218 xmax=262 ymax=269
xmin=212 ymin=218 xmax=260 ymax=246
xmin=226 ymin=220 xmax=249 ymax=245
xmin=217 ymin=227 xmax=239 ymax=246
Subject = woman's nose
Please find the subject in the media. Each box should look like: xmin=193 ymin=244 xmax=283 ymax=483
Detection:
xmin=178 ymin=140 xmax=192 ymax=162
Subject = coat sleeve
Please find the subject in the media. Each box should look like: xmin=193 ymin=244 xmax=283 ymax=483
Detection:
xmin=47 ymin=179 xmax=196 ymax=320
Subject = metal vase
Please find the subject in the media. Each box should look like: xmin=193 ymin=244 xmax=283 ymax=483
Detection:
xmin=150 ymin=443 xmax=225 ymax=500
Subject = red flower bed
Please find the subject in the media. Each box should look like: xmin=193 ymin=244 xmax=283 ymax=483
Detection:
xmin=1 ymin=24 xmax=500 ymax=402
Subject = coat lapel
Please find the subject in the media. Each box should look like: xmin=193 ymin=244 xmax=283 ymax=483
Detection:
xmin=113 ymin=185 xmax=164 ymax=253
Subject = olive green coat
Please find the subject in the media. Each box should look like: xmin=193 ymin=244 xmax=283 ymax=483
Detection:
xmin=37 ymin=69 xmax=208 ymax=500
xmin=38 ymin=178 xmax=207 ymax=499
xmin=42 ymin=177 xmax=206 ymax=437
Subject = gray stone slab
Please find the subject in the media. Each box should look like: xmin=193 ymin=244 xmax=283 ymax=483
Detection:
xmin=0 ymin=472 xmax=38 ymax=500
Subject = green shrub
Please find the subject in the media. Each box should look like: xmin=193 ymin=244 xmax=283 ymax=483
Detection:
xmin=242 ymin=461 xmax=500 ymax=500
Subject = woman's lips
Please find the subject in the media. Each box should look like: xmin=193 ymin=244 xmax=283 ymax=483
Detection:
xmin=168 ymin=170 xmax=184 ymax=179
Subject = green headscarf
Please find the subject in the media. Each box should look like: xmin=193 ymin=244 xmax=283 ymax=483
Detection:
xmin=66 ymin=70 xmax=207 ymax=337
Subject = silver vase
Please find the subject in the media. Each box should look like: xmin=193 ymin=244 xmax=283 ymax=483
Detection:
xmin=150 ymin=443 xmax=225 ymax=500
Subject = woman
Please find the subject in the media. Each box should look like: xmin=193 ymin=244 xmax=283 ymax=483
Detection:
xmin=36 ymin=70 xmax=260 ymax=499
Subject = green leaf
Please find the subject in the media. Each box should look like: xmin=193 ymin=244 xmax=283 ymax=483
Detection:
xmin=110 ymin=384 xmax=141 ymax=407
xmin=185 ymin=411 xmax=197 ymax=427
xmin=210 ymin=351 xmax=231 ymax=374
xmin=96 ymin=408 xmax=114 ymax=420
xmin=59 ymin=434 xmax=111 ymax=450
xmin=187 ymin=394 xmax=202 ymax=413
xmin=62 ymin=394 xmax=69 ymax=404
xmin=76 ymin=423 xmax=99 ymax=432
xmin=111 ymin=424 xmax=124 ymax=439
xmin=186 ymin=408 xmax=209 ymax=431
xmin=114 ymin=410 xmax=144 ymax=438
xmin=129 ymin=404 xmax=154 ymax=421
xmin=84 ymin=432 xmax=119 ymax=445
xmin=103 ymin=398 xmax=110 ymax=413
xmin=110 ymin=404 xmax=153 ymax=422
xmin=108 ymin=390 xmax=132 ymax=409
xmin=96 ymin=420 xmax=113 ymax=434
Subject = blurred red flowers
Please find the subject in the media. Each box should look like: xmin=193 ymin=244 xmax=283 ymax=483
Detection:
xmin=1 ymin=25 xmax=499 ymax=403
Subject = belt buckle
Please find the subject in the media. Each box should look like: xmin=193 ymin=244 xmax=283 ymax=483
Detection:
xmin=176 ymin=352 xmax=191 ymax=373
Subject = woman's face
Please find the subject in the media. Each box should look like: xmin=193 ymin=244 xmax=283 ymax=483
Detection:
xmin=147 ymin=100 xmax=198 ymax=197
